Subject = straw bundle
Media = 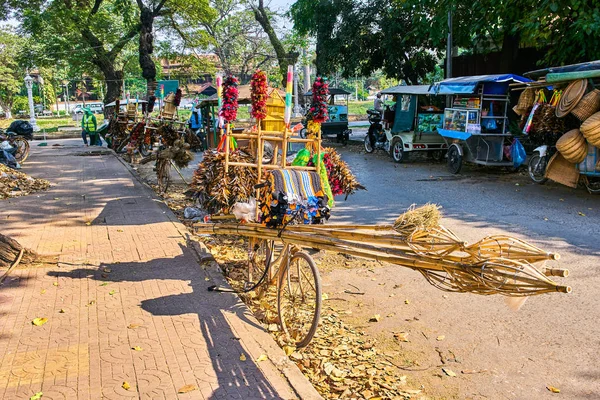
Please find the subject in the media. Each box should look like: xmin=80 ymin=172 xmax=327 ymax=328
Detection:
xmin=194 ymin=205 xmax=571 ymax=297
xmin=556 ymin=129 xmax=588 ymax=163
xmin=393 ymin=203 xmax=441 ymax=237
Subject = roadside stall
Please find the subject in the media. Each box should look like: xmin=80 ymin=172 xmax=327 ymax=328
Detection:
xmin=433 ymin=74 xmax=531 ymax=174
xmin=376 ymin=84 xmax=447 ymax=162
xmin=513 ymin=60 xmax=600 ymax=193
xmin=302 ymin=88 xmax=352 ymax=144
xmin=190 ymin=70 xmax=570 ymax=352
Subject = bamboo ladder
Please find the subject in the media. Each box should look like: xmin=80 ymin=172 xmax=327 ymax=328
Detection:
xmin=222 ymin=121 xmax=323 ymax=282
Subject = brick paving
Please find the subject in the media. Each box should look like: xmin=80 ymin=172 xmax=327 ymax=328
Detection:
xmin=0 ymin=141 xmax=319 ymax=400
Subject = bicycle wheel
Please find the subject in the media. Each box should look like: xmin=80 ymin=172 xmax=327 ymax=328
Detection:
xmin=277 ymin=251 xmax=321 ymax=348
xmin=12 ymin=137 xmax=30 ymax=163
xmin=156 ymin=159 xmax=171 ymax=193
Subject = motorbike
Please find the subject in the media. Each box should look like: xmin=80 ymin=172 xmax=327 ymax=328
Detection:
xmin=528 ymin=144 xmax=555 ymax=184
xmin=364 ymin=109 xmax=390 ymax=153
xmin=0 ymin=128 xmax=30 ymax=164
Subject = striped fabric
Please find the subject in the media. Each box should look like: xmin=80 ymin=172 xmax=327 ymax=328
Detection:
xmin=270 ymin=169 xmax=326 ymax=203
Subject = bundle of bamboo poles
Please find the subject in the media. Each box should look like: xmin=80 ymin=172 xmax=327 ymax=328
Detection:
xmin=194 ymin=206 xmax=570 ymax=297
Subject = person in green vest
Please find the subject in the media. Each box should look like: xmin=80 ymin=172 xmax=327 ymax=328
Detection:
xmin=81 ymin=107 xmax=99 ymax=146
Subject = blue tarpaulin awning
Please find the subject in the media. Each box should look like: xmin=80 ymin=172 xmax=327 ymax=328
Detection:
xmin=431 ymin=74 xmax=532 ymax=95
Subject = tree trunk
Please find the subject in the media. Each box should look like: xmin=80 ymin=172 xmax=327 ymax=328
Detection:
xmin=139 ymin=7 xmax=157 ymax=100
xmin=252 ymin=0 xmax=299 ymax=87
xmin=0 ymin=234 xmax=37 ymax=268
xmin=499 ymin=31 xmax=521 ymax=73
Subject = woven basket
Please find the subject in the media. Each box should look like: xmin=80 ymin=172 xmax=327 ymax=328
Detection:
xmin=571 ymin=89 xmax=600 ymax=121
xmin=556 ymin=129 xmax=588 ymax=163
xmin=545 ymin=152 xmax=580 ymax=188
xmin=556 ymin=79 xmax=588 ymax=118
xmin=514 ymin=88 xmax=535 ymax=116
xmin=581 ymin=111 xmax=600 ymax=146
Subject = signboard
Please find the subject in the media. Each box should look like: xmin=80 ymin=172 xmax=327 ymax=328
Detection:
xmin=155 ymin=80 xmax=179 ymax=98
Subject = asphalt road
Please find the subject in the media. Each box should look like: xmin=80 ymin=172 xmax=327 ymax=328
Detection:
xmin=321 ymin=143 xmax=600 ymax=399
xmin=178 ymin=140 xmax=599 ymax=398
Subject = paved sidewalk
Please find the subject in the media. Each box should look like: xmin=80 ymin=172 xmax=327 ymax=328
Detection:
xmin=0 ymin=141 xmax=320 ymax=400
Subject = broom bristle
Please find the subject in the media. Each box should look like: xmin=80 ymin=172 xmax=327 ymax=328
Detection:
xmin=393 ymin=204 xmax=441 ymax=237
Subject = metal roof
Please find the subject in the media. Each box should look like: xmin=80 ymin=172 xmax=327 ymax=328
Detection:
xmin=304 ymin=88 xmax=351 ymax=96
xmin=380 ymin=84 xmax=434 ymax=95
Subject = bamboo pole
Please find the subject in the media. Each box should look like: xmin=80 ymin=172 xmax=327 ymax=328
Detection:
xmin=225 ymin=124 xmax=230 ymax=173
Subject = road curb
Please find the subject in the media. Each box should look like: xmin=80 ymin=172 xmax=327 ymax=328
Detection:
xmin=114 ymin=152 xmax=322 ymax=400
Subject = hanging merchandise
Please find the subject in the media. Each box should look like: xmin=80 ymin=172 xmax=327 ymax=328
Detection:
xmin=173 ymin=88 xmax=182 ymax=107
xmin=308 ymin=77 xmax=329 ymax=123
xmin=523 ymin=90 xmax=547 ymax=135
xmin=482 ymin=102 xmax=497 ymax=131
xmin=536 ymin=90 xmax=565 ymax=146
xmin=220 ymin=75 xmax=239 ymax=123
xmin=250 ymin=70 xmax=268 ymax=120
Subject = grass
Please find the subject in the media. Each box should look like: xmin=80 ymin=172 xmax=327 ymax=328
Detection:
xmin=0 ymin=115 xmax=105 ymax=132
xmin=348 ymin=101 xmax=373 ymax=117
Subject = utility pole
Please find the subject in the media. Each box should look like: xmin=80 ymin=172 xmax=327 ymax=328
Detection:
xmin=303 ymin=48 xmax=310 ymax=94
xmin=293 ymin=64 xmax=301 ymax=117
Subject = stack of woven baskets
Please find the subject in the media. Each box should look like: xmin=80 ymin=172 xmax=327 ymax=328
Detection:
xmin=552 ymin=80 xmax=600 ymax=166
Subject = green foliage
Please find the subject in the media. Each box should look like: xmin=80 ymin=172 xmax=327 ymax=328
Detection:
xmin=0 ymin=27 xmax=26 ymax=116
xmin=11 ymin=96 xmax=29 ymax=114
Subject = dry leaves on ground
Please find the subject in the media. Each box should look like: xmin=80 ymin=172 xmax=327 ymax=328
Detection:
xmin=0 ymin=164 xmax=50 ymax=199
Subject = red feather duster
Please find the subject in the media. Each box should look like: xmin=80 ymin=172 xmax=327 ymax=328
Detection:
xmin=308 ymin=77 xmax=329 ymax=123
xmin=250 ymin=70 xmax=268 ymax=120
xmin=220 ymin=75 xmax=239 ymax=123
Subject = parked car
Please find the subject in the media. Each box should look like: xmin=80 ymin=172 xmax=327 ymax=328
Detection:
xmin=88 ymin=103 xmax=104 ymax=114
xmin=71 ymin=104 xmax=84 ymax=114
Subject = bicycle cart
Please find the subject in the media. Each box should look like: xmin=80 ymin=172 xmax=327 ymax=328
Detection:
xmin=433 ymin=74 xmax=531 ymax=173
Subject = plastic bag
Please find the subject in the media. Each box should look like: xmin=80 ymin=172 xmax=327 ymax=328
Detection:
xmin=510 ymin=138 xmax=526 ymax=168
xmin=7 ymin=120 xmax=34 ymax=140
xmin=482 ymin=102 xmax=497 ymax=130
xmin=0 ymin=149 xmax=18 ymax=169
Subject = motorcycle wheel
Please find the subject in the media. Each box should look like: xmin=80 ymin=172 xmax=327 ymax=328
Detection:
xmin=391 ymin=138 xmax=406 ymax=163
xmin=12 ymin=137 xmax=30 ymax=163
xmin=528 ymin=152 xmax=548 ymax=184
xmin=447 ymin=145 xmax=463 ymax=174
xmin=299 ymin=128 xmax=307 ymax=139
xmin=364 ymin=135 xmax=374 ymax=153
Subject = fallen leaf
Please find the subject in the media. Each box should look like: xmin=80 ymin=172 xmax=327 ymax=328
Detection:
xmin=544 ymin=217 xmax=549 ymax=221
xmin=515 ymin=183 xmax=520 ymax=186
xmin=369 ymin=314 xmax=381 ymax=322
xmin=32 ymin=317 xmax=48 ymax=326
xmin=239 ymin=354 xmax=247 ymax=361
xmin=283 ymin=345 xmax=295 ymax=356
xmin=290 ymin=352 xmax=303 ymax=361
xmin=132 ymin=346 xmax=143 ymax=351
xmin=268 ymin=324 xmax=278 ymax=332
xmin=85 ymin=221 xmax=92 ymax=226
xmin=256 ymin=354 xmax=268 ymax=362
xmin=559 ymin=198 xmax=564 ymax=202
xmin=547 ymin=386 xmax=560 ymax=393
xmin=178 ymin=384 xmax=197 ymax=393
xmin=99 ymin=282 xmax=109 ymax=286
xmin=103 ymin=268 xmax=112 ymax=273
xmin=122 ymin=381 xmax=131 ymax=390
xmin=109 ymin=290 xmax=116 ymax=296
xmin=204 ymin=277 xmax=210 ymax=281
xmin=322 ymin=293 xmax=329 ymax=301
xmin=405 ymin=299 xmax=410 ymax=305
xmin=53 ymin=282 xmax=58 ymax=286
xmin=437 ymin=335 xmax=446 ymax=341
xmin=117 ymin=229 xmax=123 ymax=232
xmin=442 ymin=368 xmax=457 ymax=377
xmin=101 ymin=274 xmax=108 ymax=278
xmin=578 ymin=212 xmax=586 ymax=217
xmin=59 ymin=309 xmax=65 ymax=313
xmin=394 ymin=332 xmax=409 ymax=342
xmin=40 ymin=289 xmax=46 ymax=294
xmin=29 ymin=392 xmax=43 ymax=400
xmin=88 ymin=300 xmax=96 ymax=306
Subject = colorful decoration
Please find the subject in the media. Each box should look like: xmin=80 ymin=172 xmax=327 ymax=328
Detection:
xmin=216 ymin=74 xmax=223 ymax=128
xmin=220 ymin=75 xmax=239 ymax=123
xmin=284 ymin=65 xmax=293 ymax=126
xmin=308 ymin=77 xmax=329 ymax=123
xmin=250 ymin=70 xmax=268 ymax=120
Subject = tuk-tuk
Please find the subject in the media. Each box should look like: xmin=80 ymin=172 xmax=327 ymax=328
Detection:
xmin=376 ymin=84 xmax=447 ymax=162
xmin=433 ymin=74 xmax=531 ymax=173
xmin=302 ymin=88 xmax=352 ymax=143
